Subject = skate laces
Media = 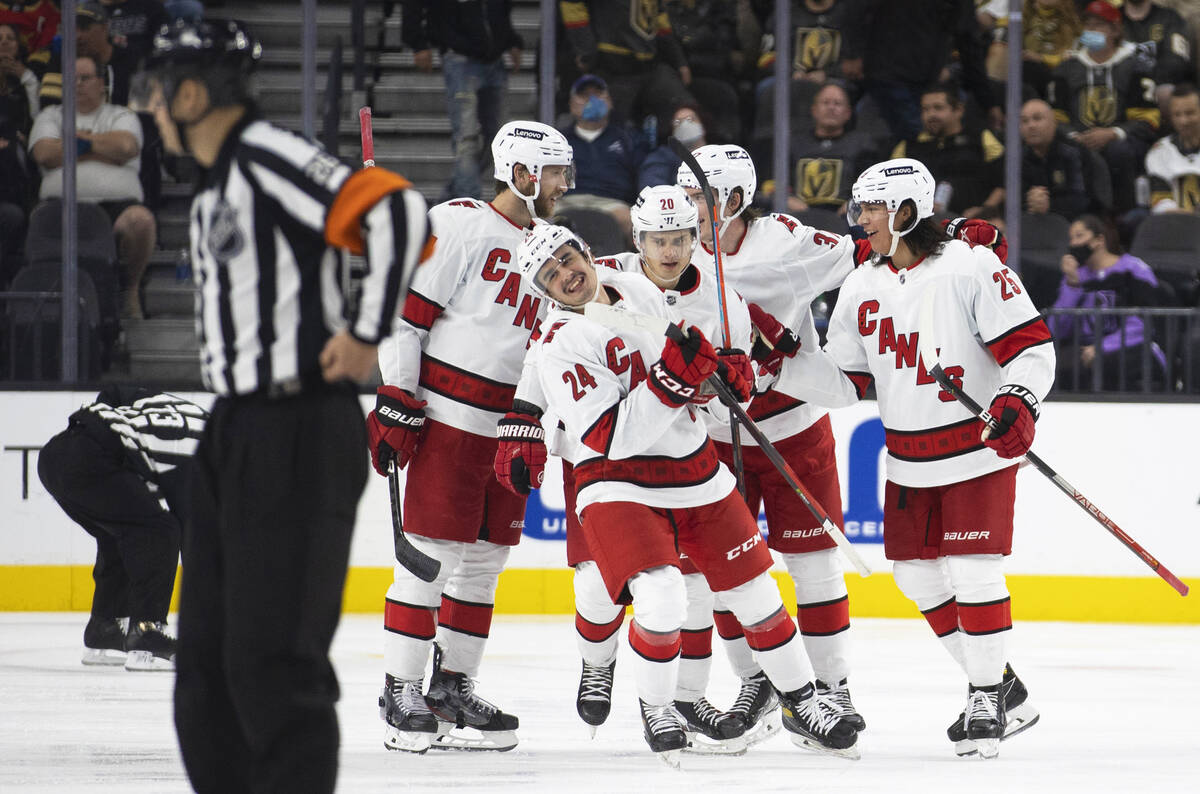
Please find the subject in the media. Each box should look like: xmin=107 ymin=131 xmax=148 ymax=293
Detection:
xmin=688 ymin=697 xmax=724 ymax=727
xmin=579 ymin=662 xmax=613 ymax=703
xmin=966 ymin=688 xmax=1000 ymax=723
xmin=796 ymin=690 xmax=843 ymax=734
xmin=642 ymin=703 xmax=681 ymax=736
xmin=392 ymin=678 xmax=432 ymax=715
xmin=818 ymin=680 xmax=856 ymax=716
xmin=731 ymin=674 xmax=767 ymax=715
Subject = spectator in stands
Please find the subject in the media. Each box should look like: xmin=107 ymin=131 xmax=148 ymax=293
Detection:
xmin=29 ymin=54 xmax=155 ymax=320
xmin=840 ymin=0 xmax=1001 ymax=140
xmin=1122 ymin=0 xmax=1193 ymax=106
xmin=666 ymin=0 xmax=750 ymax=143
xmin=637 ymin=101 xmax=708 ymax=191
xmin=755 ymin=0 xmax=853 ymax=104
xmin=1049 ymin=1 xmax=1160 ymax=214
xmin=39 ymin=3 xmax=136 ymax=108
xmin=1050 ymin=213 xmax=1167 ymax=390
xmin=0 ymin=0 xmax=60 ymax=73
xmin=100 ymin=1 xmax=170 ymax=70
xmin=984 ymin=1 xmax=1082 ymax=99
xmin=558 ymin=0 xmax=695 ymax=132
xmin=1145 ymin=84 xmax=1200 ymax=215
xmin=892 ymin=82 xmax=1005 ymax=218
xmin=0 ymin=21 xmax=38 ymax=130
xmin=758 ymin=80 xmax=877 ymax=214
xmin=401 ymin=0 xmax=523 ymax=202
xmin=557 ymin=73 xmax=647 ymax=244
xmin=1021 ymin=97 xmax=1111 ymax=219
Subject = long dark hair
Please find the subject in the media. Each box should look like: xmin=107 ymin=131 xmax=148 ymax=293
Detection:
xmin=898 ymin=200 xmax=950 ymax=260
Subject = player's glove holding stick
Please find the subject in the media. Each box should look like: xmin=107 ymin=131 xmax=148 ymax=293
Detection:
xmin=367 ymin=385 xmax=427 ymax=476
xmin=980 ymin=384 xmax=1038 ymax=459
xmin=647 ymin=323 xmax=719 ymax=407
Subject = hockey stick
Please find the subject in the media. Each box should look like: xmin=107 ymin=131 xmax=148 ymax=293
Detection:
xmin=584 ymin=303 xmax=872 ymax=577
xmin=916 ymin=284 xmax=1188 ymax=597
xmin=670 ymin=137 xmax=745 ymax=497
xmin=389 ymin=459 xmax=441 ymax=583
xmin=359 ymin=106 xmax=375 ymax=168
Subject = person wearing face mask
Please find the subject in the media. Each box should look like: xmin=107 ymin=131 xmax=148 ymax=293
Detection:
xmin=636 ymin=101 xmax=708 ymax=192
xmin=1049 ymin=213 xmax=1167 ymax=391
xmin=557 ymin=74 xmax=649 ymax=248
xmin=1048 ymin=0 xmax=1159 ymax=214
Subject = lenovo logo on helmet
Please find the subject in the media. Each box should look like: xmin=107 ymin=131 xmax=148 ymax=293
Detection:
xmin=512 ymin=128 xmax=546 ymax=140
xmin=883 ymin=166 xmax=916 ymax=176
xmin=725 ymin=150 xmax=750 ymax=160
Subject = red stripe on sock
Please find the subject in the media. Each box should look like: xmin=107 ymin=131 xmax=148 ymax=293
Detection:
xmin=921 ymin=598 xmax=960 ymax=638
xmin=575 ymin=610 xmax=625 ymax=643
xmin=438 ymin=595 xmax=494 ymax=639
xmin=680 ymin=627 xmax=713 ymax=659
xmin=797 ymin=596 xmax=850 ymax=636
xmin=384 ymin=599 xmax=436 ymax=640
xmin=743 ymin=607 xmax=798 ymax=653
xmin=628 ymin=621 xmax=681 ymax=663
xmin=958 ymin=598 xmax=1013 ymax=636
xmin=712 ymin=609 xmax=745 ymax=640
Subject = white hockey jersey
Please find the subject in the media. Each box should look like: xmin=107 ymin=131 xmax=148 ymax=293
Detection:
xmin=532 ymin=269 xmax=738 ymax=512
xmin=691 ymin=213 xmax=855 ymax=441
xmin=776 ymin=239 xmax=1055 ymax=488
xmin=593 ymin=252 xmax=753 ymax=442
xmin=378 ymin=199 xmax=547 ymax=437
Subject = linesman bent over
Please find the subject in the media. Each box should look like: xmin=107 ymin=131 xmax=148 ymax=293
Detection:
xmin=144 ymin=19 xmax=431 ymax=794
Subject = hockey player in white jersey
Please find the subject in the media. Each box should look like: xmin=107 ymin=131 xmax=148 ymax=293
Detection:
xmin=516 ymin=223 xmax=861 ymax=764
xmin=367 ymin=121 xmax=574 ymax=753
xmin=676 ymin=145 xmax=867 ymax=733
xmin=775 ymin=158 xmax=1053 ymax=758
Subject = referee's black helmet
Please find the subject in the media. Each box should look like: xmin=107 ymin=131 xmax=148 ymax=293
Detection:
xmin=148 ymin=19 xmax=262 ymax=107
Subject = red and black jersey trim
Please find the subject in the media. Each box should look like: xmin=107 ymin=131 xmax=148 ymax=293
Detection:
xmin=748 ymin=389 xmax=805 ymax=422
xmin=418 ymin=354 xmax=516 ymax=413
xmin=985 ymin=316 xmax=1053 ymax=367
xmin=886 ymin=416 xmax=987 ymax=462
xmin=844 ymin=370 xmax=873 ymax=399
xmin=574 ymin=439 xmax=720 ymax=494
xmin=581 ymin=403 xmax=620 ymax=455
xmin=401 ymin=289 xmax=443 ymax=331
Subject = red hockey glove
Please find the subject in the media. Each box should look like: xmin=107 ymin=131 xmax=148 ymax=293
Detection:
xmin=493 ymin=405 xmax=547 ymax=496
xmin=715 ymin=348 xmax=754 ymax=403
xmin=945 ymin=217 xmax=1008 ymax=264
xmin=648 ymin=324 xmax=719 ymax=407
xmin=747 ymin=302 xmax=801 ymax=370
xmin=852 ymin=237 xmax=875 ymax=266
xmin=981 ymin=384 xmax=1038 ymax=459
xmin=366 ymin=385 xmax=426 ymax=476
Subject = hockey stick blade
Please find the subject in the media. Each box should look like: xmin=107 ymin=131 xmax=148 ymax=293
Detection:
xmin=584 ymin=303 xmax=872 ymax=577
xmin=917 ymin=284 xmax=1188 ymax=596
xmin=389 ymin=461 xmax=441 ymax=582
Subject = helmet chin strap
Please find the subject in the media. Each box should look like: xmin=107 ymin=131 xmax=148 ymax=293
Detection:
xmin=886 ymin=210 xmax=918 ymax=259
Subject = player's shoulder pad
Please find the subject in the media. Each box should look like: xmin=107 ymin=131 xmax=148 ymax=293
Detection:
xmin=433 ymin=197 xmax=487 ymax=214
xmin=593 ymin=251 xmax=639 ymax=272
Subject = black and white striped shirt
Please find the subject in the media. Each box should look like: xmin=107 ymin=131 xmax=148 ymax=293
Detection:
xmin=78 ymin=392 xmax=209 ymax=484
xmin=188 ymin=111 xmax=428 ymax=397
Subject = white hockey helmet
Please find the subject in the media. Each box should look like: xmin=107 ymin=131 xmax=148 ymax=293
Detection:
xmin=630 ymin=184 xmax=699 ymax=254
xmin=675 ymin=144 xmax=756 ymax=233
xmin=848 ymin=158 xmax=936 ymax=257
xmin=516 ymin=223 xmax=593 ymax=302
xmin=492 ymin=120 xmax=576 ymax=218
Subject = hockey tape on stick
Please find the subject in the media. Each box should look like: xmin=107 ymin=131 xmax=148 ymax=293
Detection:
xmin=584 ymin=303 xmax=872 ymax=577
xmin=389 ymin=460 xmax=441 ymax=582
xmin=917 ymin=283 xmax=1188 ymax=597
xmin=359 ymin=106 xmax=375 ymax=168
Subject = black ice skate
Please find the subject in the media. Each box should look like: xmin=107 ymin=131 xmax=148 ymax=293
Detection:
xmin=576 ymin=659 xmax=615 ymax=737
xmin=424 ymin=645 xmax=519 ymax=751
xmin=960 ymin=682 xmax=1006 ymax=759
xmin=675 ymin=697 xmax=747 ymax=755
xmin=82 ymin=616 xmax=127 ymax=666
xmin=947 ymin=664 xmax=1039 ymax=757
xmin=639 ymin=699 xmax=688 ymax=768
xmin=779 ymin=683 xmax=860 ymax=760
xmin=124 ymin=620 xmax=176 ymax=671
xmin=817 ymin=677 xmax=866 ymax=731
xmin=379 ymin=673 xmax=438 ymax=753
xmin=728 ymin=671 xmax=781 ymax=746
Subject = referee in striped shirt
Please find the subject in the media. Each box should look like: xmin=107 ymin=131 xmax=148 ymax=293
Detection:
xmin=145 ymin=19 xmax=431 ymax=793
xmin=39 ymin=386 xmax=207 ymax=671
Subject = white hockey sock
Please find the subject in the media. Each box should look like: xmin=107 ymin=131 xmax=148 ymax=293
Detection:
xmin=784 ymin=549 xmax=851 ymax=683
xmin=627 ymin=567 xmax=686 ymax=706
xmin=573 ymin=562 xmax=624 ymax=666
xmin=893 ymin=558 xmax=967 ymax=672
xmin=677 ymin=573 xmax=715 ymax=702
xmin=711 ymin=597 xmax=762 ymax=680
xmin=948 ymin=555 xmax=1010 ymax=687
xmin=719 ymin=573 xmax=813 ymax=693
xmin=434 ymin=541 xmax=511 ymax=678
xmin=384 ymin=536 xmax=466 ymax=680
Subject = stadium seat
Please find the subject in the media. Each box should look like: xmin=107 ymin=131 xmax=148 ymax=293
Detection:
xmin=1129 ymin=213 xmax=1200 ymax=306
xmin=557 ymin=208 xmax=627 ymax=257
xmin=1017 ymin=212 xmax=1071 ymax=311
xmin=796 ymin=207 xmax=850 ymax=235
xmin=4 ymin=263 xmax=102 ymax=380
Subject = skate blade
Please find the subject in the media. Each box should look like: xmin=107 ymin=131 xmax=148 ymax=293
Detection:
xmin=972 ymin=738 xmax=1001 ymax=759
xmin=656 ymin=748 xmax=683 ymax=769
xmin=383 ymin=725 xmax=434 ymax=754
xmin=586 ymin=725 xmax=599 ymax=739
xmin=124 ymin=650 xmax=174 ymax=672
xmin=788 ymin=733 xmax=861 ymax=760
xmin=430 ymin=724 xmax=518 ymax=752
xmin=955 ymin=704 xmax=1041 ymax=757
xmin=81 ymin=648 xmax=126 ymax=666
xmin=683 ymin=732 xmax=748 ymax=756
xmin=741 ymin=708 xmax=782 ymax=747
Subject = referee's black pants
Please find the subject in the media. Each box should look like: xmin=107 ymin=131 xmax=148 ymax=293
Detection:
xmin=37 ymin=425 xmax=180 ymax=622
xmin=174 ymin=387 xmax=367 ymax=794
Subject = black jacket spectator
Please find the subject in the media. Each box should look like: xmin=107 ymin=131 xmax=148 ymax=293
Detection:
xmin=401 ymin=0 xmax=523 ymax=62
xmin=1023 ymin=128 xmax=1110 ymax=219
xmin=1048 ymin=43 xmax=1160 ymax=145
xmin=1123 ymin=0 xmax=1194 ymax=87
xmin=104 ymin=0 xmax=170 ymax=69
xmin=758 ymin=0 xmax=854 ymax=83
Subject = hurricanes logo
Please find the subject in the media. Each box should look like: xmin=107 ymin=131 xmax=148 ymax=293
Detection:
xmin=794 ymin=27 xmax=840 ymax=71
xmin=630 ymin=0 xmax=658 ymax=41
xmin=796 ymin=158 xmax=844 ymax=206
xmin=1179 ymin=174 xmax=1200 ymax=210
xmin=1080 ymin=86 xmax=1118 ymax=127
